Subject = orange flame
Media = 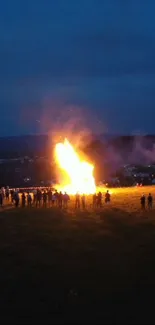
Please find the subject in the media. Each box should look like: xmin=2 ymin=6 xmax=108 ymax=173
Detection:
xmin=55 ymin=138 xmax=96 ymax=194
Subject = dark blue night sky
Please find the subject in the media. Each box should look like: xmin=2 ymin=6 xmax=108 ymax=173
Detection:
xmin=1 ymin=0 xmax=155 ymax=136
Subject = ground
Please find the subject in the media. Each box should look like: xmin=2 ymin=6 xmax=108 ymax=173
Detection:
xmin=1 ymin=186 xmax=155 ymax=324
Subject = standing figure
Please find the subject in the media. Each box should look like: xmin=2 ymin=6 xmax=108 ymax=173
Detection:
xmin=36 ymin=189 xmax=42 ymax=207
xmin=147 ymin=193 xmax=153 ymax=209
xmin=53 ymin=190 xmax=59 ymax=207
xmin=27 ymin=193 xmax=32 ymax=207
xmin=63 ymin=192 xmax=70 ymax=208
xmin=92 ymin=193 xmax=97 ymax=208
xmin=52 ymin=193 xmax=56 ymax=206
xmin=6 ymin=187 xmax=10 ymax=201
xmin=75 ymin=193 xmax=80 ymax=208
xmin=21 ymin=192 xmax=26 ymax=207
xmin=0 ymin=190 xmax=3 ymax=207
xmin=43 ymin=191 xmax=47 ymax=208
xmin=140 ymin=194 xmax=146 ymax=210
xmin=11 ymin=190 xmax=15 ymax=204
xmin=105 ymin=190 xmax=111 ymax=203
xmin=97 ymin=192 xmax=102 ymax=208
xmin=58 ymin=191 xmax=63 ymax=208
xmin=33 ymin=189 xmax=37 ymax=206
xmin=48 ymin=189 xmax=53 ymax=207
xmin=81 ymin=194 xmax=86 ymax=209
xmin=14 ymin=191 xmax=20 ymax=207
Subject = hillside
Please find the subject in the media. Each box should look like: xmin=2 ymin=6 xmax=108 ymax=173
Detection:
xmin=0 ymin=134 xmax=155 ymax=163
xmin=0 ymin=135 xmax=49 ymax=158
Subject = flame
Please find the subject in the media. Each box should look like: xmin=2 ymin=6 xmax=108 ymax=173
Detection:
xmin=55 ymin=138 xmax=96 ymax=194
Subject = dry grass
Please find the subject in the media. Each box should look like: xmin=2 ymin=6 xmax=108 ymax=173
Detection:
xmin=0 ymin=186 xmax=155 ymax=324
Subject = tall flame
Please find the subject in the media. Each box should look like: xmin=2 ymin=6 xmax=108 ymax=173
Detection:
xmin=55 ymin=138 xmax=96 ymax=194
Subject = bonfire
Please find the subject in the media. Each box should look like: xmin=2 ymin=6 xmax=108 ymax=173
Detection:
xmin=55 ymin=138 xmax=96 ymax=194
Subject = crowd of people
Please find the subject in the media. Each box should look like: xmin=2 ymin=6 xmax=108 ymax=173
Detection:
xmin=0 ymin=187 xmax=111 ymax=209
xmin=0 ymin=186 xmax=154 ymax=211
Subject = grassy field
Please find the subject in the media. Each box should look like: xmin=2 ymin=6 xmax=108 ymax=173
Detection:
xmin=1 ymin=186 xmax=155 ymax=324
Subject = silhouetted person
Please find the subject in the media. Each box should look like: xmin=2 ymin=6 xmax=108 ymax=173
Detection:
xmin=141 ymin=194 xmax=145 ymax=210
xmin=105 ymin=190 xmax=111 ymax=203
xmin=36 ymin=189 xmax=42 ymax=207
xmin=58 ymin=191 xmax=63 ymax=208
xmin=81 ymin=194 xmax=86 ymax=209
xmin=52 ymin=193 xmax=56 ymax=206
xmin=48 ymin=189 xmax=52 ymax=207
xmin=54 ymin=190 xmax=59 ymax=207
xmin=43 ymin=191 xmax=47 ymax=208
xmin=1 ymin=188 xmax=5 ymax=200
xmin=63 ymin=192 xmax=70 ymax=208
xmin=5 ymin=188 xmax=10 ymax=201
xmin=27 ymin=193 xmax=32 ymax=207
xmin=148 ymin=193 xmax=153 ymax=209
xmin=97 ymin=192 xmax=102 ymax=208
xmin=33 ymin=190 xmax=37 ymax=206
xmin=21 ymin=193 xmax=26 ymax=207
xmin=11 ymin=190 xmax=14 ymax=203
xmin=14 ymin=192 xmax=19 ymax=207
xmin=75 ymin=193 xmax=80 ymax=208
xmin=93 ymin=193 xmax=97 ymax=208
xmin=0 ymin=191 xmax=3 ymax=207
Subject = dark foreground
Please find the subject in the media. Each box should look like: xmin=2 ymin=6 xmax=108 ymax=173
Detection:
xmin=0 ymin=206 xmax=155 ymax=324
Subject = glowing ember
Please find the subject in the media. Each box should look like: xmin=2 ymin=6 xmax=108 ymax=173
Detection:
xmin=55 ymin=138 xmax=96 ymax=194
